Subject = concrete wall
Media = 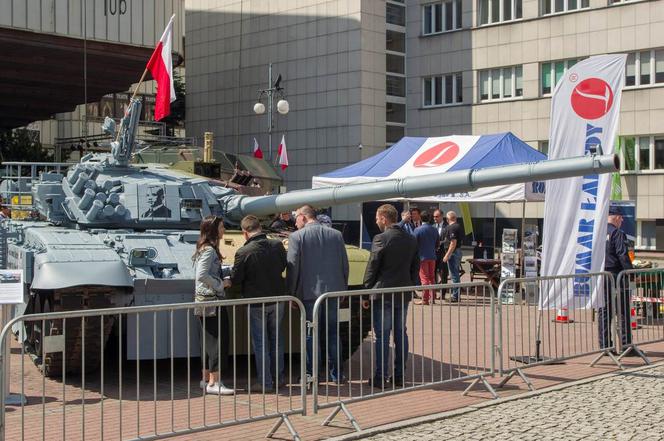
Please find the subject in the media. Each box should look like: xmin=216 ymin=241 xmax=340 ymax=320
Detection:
xmin=0 ymin=0 xmax=184 ymax=51
xmin=185 ymin=0 xmax=387 ymax=219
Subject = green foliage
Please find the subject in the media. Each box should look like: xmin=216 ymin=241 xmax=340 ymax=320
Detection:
xmin=0 ymin=129 xmax=53 ymax=163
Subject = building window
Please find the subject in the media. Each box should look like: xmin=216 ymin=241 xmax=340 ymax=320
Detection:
xmin=478 ymin=0 xmax=522 ymax=25
xmin=478 ymin=66 xmax=522 ymax=102
xmin=538 ymin=141 xmax=549 ymax=156
xmin=387 ymin=2 xmax=406 ymax=27
xmin=637 ymin=221 xmax=657 ymax=251
xmin=386 ymin=30 xmax=406 ymax=53
xmin=540 ymin=0 xmax=588 ymax=15
xmin=387 ymin=125 xmax=405 ymax=144
xmin=423 ymin=73 xmax=463 ymax=107
xmin=423 ymin=0 xmax=462 ymax=34
xmin=387 ymin=75 xmax=406 ymax=97
xmin=625 ymin=49 xmax=664 ymax=88
xmin=386 ymin=53 xmax=405 ymax=74
xmin=620 ymin=135 xmax=664 ymax=172
xmin=541 ymin=59 xmax=579 ymax=95
xmin=386 ymin=102 xmax=406 ymax=124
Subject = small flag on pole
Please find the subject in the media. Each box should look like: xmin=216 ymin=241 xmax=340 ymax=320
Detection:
xmin=277 ymin=135 xmax=289 ymax=171
xmin=146 ymin=15 xmax=176 ymax=121
xmin=253 ymin=137 xmax=263 ymax=159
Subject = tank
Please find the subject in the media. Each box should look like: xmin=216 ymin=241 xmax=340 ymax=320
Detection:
xmin=0 ymin=98 xmax=619 ymax=376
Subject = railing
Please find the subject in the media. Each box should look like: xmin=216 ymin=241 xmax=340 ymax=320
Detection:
xmin=616 ymin=267 xmax=664 ymax=363
xmin=496 ymin=272 xmax=620 ymax=391
xmin=1 ymin=161 xmax=72 ymax=211
xmin=3 ymin=273 xmax=657 ymax=439
xmin=0 ymin=296 xmax=307 ymax=441
xmin=310 ymin=282 xmax=497 ymax=432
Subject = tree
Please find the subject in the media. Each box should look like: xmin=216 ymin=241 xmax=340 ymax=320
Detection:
xmin=0 ymin=129 xmax=53 ymax=163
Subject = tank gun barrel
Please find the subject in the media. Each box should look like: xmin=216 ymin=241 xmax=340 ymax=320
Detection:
xmin=237 ymin=153 xmax=618 ymax=217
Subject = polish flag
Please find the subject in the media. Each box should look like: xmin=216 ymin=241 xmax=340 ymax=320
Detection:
xmin=146 ymin=15 xmax=176 ymax=121
xmin=277 ymin=135 xmax=289 ymax=170
xmin=253 ymin=137 xmax=263 ymax=159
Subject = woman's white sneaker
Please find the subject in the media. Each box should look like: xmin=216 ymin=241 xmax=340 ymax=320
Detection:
xmin=206 ymin=382 xmax=235 ymax=396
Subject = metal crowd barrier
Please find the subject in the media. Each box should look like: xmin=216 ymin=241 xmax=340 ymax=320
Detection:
xmin=0 ymin=296 xmax=307 ymax=441
xmin=310 ymin=282 xmax=497 ymax=432
xmin=616 ymin=267 xmax=664 ymax=364
xmin=496 ymin=272 xmax=620 ymax=391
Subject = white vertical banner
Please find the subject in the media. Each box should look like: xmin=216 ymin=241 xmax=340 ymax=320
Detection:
xmin=541 ymin=54 xmax=626 ymax=309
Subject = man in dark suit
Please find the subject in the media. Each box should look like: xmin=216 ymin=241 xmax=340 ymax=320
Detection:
xmin=287 ymin=205 xmax=349 ymax=384
xmin=363 ymin=204 xmax=420 ymax=388
xmin=142 ymin=186 xmax=171 ymax=218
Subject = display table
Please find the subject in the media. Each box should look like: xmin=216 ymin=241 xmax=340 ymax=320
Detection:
xmin=468 ymin=258 xmax=501 ymax=289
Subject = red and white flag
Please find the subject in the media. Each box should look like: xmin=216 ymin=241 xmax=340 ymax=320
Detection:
xmin=253 ymin=137 xmax=263 ymax=159
xmin=146 ymin=14 xmax=176 ymax=121
xmin=277 ymin=135 xmax=289 ymax=170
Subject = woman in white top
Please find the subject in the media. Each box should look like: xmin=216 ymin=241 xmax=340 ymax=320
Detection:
xmin=193 ymin=215 xmax=234 ymax=395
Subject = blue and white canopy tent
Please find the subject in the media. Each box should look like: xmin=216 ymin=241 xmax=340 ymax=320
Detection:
xmin=312 ymin=132 xmax=547 ymax=202
xmin=312 ymin=132 xmax=547 ymax=252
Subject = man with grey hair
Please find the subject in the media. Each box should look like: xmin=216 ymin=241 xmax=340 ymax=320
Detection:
xmin=288 ymin=205 xmax=349 ymax=384
xmin=232 ymin=215 xmax=287 ymax=392
xmin=443 ymin=211 xmax=463 ymax=302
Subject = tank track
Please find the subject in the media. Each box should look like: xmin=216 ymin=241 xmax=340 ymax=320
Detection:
xmin=31 ymin=287 xmax=120 ymax=378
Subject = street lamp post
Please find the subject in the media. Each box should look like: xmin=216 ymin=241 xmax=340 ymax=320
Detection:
xmin=253 ymin=63 xmax=289 ymax=161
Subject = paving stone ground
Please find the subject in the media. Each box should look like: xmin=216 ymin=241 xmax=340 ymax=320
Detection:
xmin=362 ymin=363 xmax=664 ymax=441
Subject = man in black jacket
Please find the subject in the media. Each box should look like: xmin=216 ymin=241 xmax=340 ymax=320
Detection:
xmin=231 ymin=215 xmax=287 ymax=392
xmin=599 ymin=206 xmax=634 ymax=350
xmin=363 ymin=204 xmax=420 ymax=387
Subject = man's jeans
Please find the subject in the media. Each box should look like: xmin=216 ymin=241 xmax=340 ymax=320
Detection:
xmin=373 ymin=294 xmax=410 ymax=381
xmin=304 ymin=298 xmax=342 ymax=381
xmin=448 ymin=249 xmax=463 ymax=300
xmin=249 ymin=303 xmax=285 ymax=389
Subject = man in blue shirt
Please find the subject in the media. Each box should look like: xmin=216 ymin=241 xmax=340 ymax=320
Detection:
xmin=398 ymin=209 xmax=416 ymax=235
xmin=414 ymin=211 xmax=440 ymax=305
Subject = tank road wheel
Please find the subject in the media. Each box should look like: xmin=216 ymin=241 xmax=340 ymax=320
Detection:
xmin=27 ymin=287 xmax=121 ymax=377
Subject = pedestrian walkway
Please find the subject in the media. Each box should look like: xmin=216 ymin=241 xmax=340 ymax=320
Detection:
xmin=343 ymin=362 xmax=664 ymax=441
xmin=5 ymin=321 xmax=663 ymax=441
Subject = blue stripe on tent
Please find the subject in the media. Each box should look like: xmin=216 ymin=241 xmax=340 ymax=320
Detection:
xmin=448 ymin=132 xmax=546 ymax=171
xmin=319 ymin=137 xmax=428 ymax=178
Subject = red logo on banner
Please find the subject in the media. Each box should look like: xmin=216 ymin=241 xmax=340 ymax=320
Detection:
xmin=570 ymin=78 xmax=614 ymax=120
xmin=413 ymin=141 xmax=460 ymax=168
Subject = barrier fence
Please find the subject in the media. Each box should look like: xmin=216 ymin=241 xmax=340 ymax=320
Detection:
xmin=2 ymin=272 xmax=662 ymax=440
xmin=616 ymin=267 xmax=664 ymax=363
xmin=310 ymin=282 xmax=497 ymax=432
xmin=0 ymin=296 xmax=307 ymax=441
xmin=496 ymin=272 xmax=621 ymax=390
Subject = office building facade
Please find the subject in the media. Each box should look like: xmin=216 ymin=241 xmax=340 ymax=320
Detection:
xmin=186 ymin=0 xmax=664 ymax=250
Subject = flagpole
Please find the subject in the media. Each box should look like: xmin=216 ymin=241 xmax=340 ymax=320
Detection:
xmin=116 ymin=13 xmax=175 ymax=142
xmin=115 ymin=68 xmax=149 ymax=142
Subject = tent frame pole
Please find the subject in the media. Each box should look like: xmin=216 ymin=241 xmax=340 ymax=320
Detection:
xmin=359 ymin=203 xmax=364 ymax=249
xmin=520 ymin=200 xmax=526 ymax=278
xmin=492 ymin=203 xmax=497 ymax=259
